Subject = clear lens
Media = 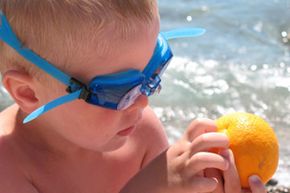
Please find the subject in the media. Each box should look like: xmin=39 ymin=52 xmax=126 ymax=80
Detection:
xmin=117 ymin=85 xmax=142 ymax=110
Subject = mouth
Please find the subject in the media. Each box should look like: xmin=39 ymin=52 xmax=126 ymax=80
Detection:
xmin=117 ymin=125 xmax=136 ymax=136
xmin=117 ymin=111 xmax=143 ymax=137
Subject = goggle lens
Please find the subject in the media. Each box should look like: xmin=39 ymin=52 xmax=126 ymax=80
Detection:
xmin=118 ymin=85 xmax=142 ymax=110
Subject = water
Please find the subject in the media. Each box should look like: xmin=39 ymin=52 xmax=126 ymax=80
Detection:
xmin=153 ymin=0 xmax=290 ymax=186
xmin=1 ymin=0 xmax=290 ymax=186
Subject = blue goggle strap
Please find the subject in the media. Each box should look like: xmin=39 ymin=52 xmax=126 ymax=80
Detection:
xmin=23 ymin=90 xmax=82 ymax=123
xmin=1 ymin=12 xmax=85 ymax=123
xmin=161 ymin=28 xmax=206 ymax=40
xmin=0 ymin=11 xmax=71 ymax=85
xmin=143 ymin=28 xmax=206 ymax=78
xmin=141 ymin=28 xmax=205 ymax=95
xmin=0 ymin=11 xmax=205 ymax=123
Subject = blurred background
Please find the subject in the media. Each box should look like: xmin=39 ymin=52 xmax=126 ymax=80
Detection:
xmin=1 ymin=0 xmax=290 ymax=186
xmin=153 ymin=0 xmax=290 ymax=186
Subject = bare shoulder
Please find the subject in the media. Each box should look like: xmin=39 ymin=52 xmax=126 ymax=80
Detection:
xmin=0 ymin=105 xmax=39 ymax=193
xmin=134 ymin=106 xmax=169 ymax=167
xmin=0 ymin=138 xmax=40 ymax=193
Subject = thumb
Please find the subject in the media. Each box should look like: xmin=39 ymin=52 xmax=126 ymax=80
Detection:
xmin=248 ymin=175 xmax=267 ymax=193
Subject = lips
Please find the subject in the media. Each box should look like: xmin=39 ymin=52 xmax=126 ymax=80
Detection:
xmin=117 ymin=126 xmax=136 ymax=136
xmin=117 ymin=111 xmax=143 ymax=136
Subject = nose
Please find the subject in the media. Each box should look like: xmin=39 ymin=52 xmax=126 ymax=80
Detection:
xmin=125 ymin=95 xmax=148 ymax=112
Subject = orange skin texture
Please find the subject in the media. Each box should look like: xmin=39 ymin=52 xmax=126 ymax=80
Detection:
xmin=216 ymin=112 xmax=279 ymax=188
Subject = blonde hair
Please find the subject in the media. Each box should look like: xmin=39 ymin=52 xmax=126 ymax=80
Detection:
xmin=0 ymin=0 xmax=156 ymax=80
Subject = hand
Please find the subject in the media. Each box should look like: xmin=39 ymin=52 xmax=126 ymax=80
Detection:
xmin=209 ymin=149 xmax=267 ymax=193
xmin=120 ymin=118 xmax=230 ymax=193
xmin=165 ymin=118 xmax=230 ymax=193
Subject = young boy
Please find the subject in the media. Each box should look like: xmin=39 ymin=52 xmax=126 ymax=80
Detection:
xmin=0 ymin=0 xmax=267 ymax=193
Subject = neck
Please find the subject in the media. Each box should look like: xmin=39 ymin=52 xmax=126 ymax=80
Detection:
xmin=11 ymin=105 xmax=102 ymax=161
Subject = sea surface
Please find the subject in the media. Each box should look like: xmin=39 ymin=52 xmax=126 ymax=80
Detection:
xmin=154 ymin=0 xmax=290 ymax=186
xmin=1 ymin=0 xmax=290 ymax=186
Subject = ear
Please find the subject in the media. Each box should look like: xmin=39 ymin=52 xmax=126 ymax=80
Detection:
xmin=2 ymin=70 xmax=39 ymax=113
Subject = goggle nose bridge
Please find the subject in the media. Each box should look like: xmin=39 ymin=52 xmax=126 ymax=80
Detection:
xmin=141 ymin=75 xmax=162 ymax=96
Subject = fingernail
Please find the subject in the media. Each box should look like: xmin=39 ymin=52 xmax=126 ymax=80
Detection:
xmin=249 ymin=175 xmax=261 ymax=185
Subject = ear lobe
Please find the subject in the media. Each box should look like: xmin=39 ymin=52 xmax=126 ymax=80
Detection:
xmin=2 ymin=70 xmax=39 ymax=113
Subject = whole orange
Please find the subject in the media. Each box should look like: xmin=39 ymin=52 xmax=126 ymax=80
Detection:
xmin=216 ymin=112 xmax=279 ymax=188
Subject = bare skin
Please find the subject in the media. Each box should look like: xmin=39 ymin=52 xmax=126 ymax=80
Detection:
xmin=120 ymin=119 xmax=267 ymax=193
xmin=0 ymin=4 xmax=168 ymax=192
xmin=0 ymin=105 xmax=267 ymax=193
xmin=0 ymin=1 xmax=268 ymax=192
xmin=0 ymin=104 xmax=168 ymax=193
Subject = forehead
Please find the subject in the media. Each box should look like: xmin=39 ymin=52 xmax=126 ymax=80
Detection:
xmin=68 ymin=16 xmax=160 ymax=83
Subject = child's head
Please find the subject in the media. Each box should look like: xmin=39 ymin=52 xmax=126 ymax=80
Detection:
xmin=0 ymin=0 xmax=161 ymax=151
xmin=0 ymin=0 xmax=159 ymax=80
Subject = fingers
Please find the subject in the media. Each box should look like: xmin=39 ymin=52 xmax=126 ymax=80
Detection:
xmin=184 ymin=118 xmax=217 ymax=142
xmin=190 ymin=132 xmax=229 ymax=153
xmin=219 ymin=150 xmax=267 ymax=193
xmin=222 ymin=149 xmax=242 ymax=192
xmin=248 ymin=175 xmax=267 ymax=193
xmin=240 ymin=176 xmax=267 ymax=193
xmin=169 ymin=176 xmax=218 ymax=193
xmin=190 ymin=176 xmax=218 ymax=193
xmin=168 ymin=132 xmax=229 ymax=176
xmin=205 ymin=168 xmax=224 ymax=193
xmin=183 ymin=152 xmax=229 ymax=178
xmin=241 ymin=189 xmax=252 ymax=193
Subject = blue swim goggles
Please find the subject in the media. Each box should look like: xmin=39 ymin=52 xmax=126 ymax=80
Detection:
xmin=0 ymin=11 xmax=205 ymax=123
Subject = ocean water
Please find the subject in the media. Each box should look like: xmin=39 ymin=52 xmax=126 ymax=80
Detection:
xmin=1 ymin=0 xmax=290 ymax=186
xmin=153 ymin=0 xmax=290 ymax=186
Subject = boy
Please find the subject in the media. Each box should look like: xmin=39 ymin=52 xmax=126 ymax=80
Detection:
xmin=0 ymin=0 xmax=266 ymax=192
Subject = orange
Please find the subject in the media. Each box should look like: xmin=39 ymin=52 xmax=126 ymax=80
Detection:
xmin=216 ymin=112 xmax=279 ymax=188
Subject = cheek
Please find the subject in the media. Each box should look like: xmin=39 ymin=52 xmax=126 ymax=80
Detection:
xmin=63 ymin=100 xmax=122 ymax=132
xmin=52 ymin=101 xmax=124 ymax=150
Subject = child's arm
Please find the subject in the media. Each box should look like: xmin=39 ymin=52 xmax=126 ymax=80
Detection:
xmin=121 ymin=118 xmax=229 ymax=193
